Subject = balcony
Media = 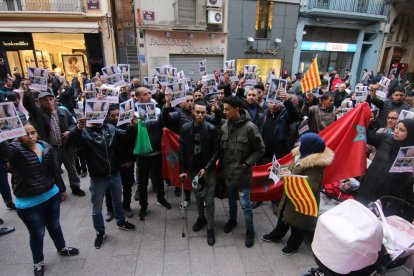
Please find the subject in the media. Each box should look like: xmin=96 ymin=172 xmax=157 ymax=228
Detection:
xmin=0 ymin=0 xmax=85 ymax=13
xmin=301 ymin=0 xmax=389 ymax=21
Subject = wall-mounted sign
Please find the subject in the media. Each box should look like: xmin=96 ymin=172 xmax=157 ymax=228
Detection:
xmin=244 ymin=46 xmax=280 ymax=56
xmin=143 ymin=11 xmax=155 ymax=21
xmin=301 ymin=41 xmax=357 ymax=52
xmin=87 ymin=0 xmax=100 ymax=10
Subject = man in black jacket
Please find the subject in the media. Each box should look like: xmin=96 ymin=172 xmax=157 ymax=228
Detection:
xmin=23 ymin=91 xmax=85 ymax=196
xmin=75 ymin=114 xmax=136 ymax=249
xmin=179 ymin=99 xmax=219 ymax=246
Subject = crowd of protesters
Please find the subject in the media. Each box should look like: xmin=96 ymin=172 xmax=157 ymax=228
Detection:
xmin=0 ymin=67 xmax=413 ymax=275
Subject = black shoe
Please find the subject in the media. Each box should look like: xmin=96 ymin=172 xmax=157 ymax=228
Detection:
xmin=207 ymin=229 xmax=215 ymax=246
xmin=71 ymin=187 xmax=86 ymax=197
xmin=252 ymin=201 xmax=262 ymax=209
xmin=223 ymin=220 xmax=237 ymax=233
xmin=192 ymin=217 xmax=207 ymax=232
xmin=262 ymin=232 xmax=281 ymax=243
xmin=174 ymin=187 xmax=181 ymax=197
xmin=58 ymin=246 xmax=79 ymax=256
xmin=281 ymin=246 xmax=298 ymax=256
xmin=156 ymin=198 xmax=172 ymax=209
xmin=117 ymin=221 xmax=136 ymax=231
xmin=139 ymin=208 xmax=147 ymax=221
xmin=105 ymin=211 xmax=114 ymax=222
xmin=34 ymin=261 xmax=45 ymax=276
xmin=6 ymin=202 xmax=16 ymax=210
xmin=0 ymin=218 xmax=3 ymax=225
xmin=80 ymin=171 xmax=87 ymax=178
xmin=124 ymin=208 xmax=134 ymax=218
xmin=94 ymin=232 xmax=105 ymax=249
xmin=245 ymin=230 xmax=255 ymax=248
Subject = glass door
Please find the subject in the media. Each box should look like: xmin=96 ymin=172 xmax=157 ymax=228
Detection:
xmin=5 ymin=51 xmax=23 ymax=76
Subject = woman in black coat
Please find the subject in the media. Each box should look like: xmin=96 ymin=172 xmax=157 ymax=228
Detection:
xmin=0 ymin=122 xmax=79 ymax=276
xmin=356 ymin=119 xmax=414 ymax=205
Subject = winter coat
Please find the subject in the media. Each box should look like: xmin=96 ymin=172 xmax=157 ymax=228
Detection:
xmin=220 ymin=109 xmax=265 ymax=187
xmin=301 ymin=104 xmax=336 ymax=133
xmin=277 ymin=147 xmax=334 ymax=231
xmin=179 ymin=120 xmax=219 ymax=173
xmin=372 ymin=97 xmax=410 ymax=129
xmin=0 ymin=140 xmax=65 ymax=197
xmin=356 ymin=132 xmax=414 ymax=205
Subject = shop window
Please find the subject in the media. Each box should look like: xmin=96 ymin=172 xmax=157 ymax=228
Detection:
xmin=32 ymin=33 xmax=89 ymax=81
xmin=236 ymin=58 xmax=282 ymax=82
xmin=255 ymin=0 xmax=274 ymax=39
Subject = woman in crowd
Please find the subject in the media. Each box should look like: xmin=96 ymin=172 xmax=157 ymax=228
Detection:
xmin=262 ymin=133 xmax=334 ymax=255
xmin=377 ymin=110 xmax=400 ymax=134
xmin=356 ymin=119 xmax=414 ymax=205
xmin=0 ymin=122 xmax=79 ymax=276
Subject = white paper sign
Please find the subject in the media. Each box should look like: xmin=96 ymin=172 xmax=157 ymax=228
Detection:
xmin=0 ymin=102 xmax=26 ymax=142
xmin=389 ymin=146 xmax=414 ymax=173
xmin=136 ymin=103 xmax=157 ymax=121
xmin=117 ymin=99 xmax=135 ymax=126
xmin=85 ymin=99 xmax=110 ymax=125
xmin=398 ymin=110 xmax=414 ymax=121
xmin=118 ymin=64 xmax=130 ymax=83
xmin=100 ymin=84 xmax=120 ymax=103
xmin=28 ymin=67 xmax=48 ymax=91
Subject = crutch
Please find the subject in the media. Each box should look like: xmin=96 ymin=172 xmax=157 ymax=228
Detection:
xmin=180 ymin=174 xmax=187 ymax=238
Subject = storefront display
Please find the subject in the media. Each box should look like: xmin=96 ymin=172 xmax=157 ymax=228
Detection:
xmin=236 ymin=58 xmax=282 ymax=82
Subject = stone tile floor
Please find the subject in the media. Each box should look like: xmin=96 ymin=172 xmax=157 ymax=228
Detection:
xmin=0 ymin=173 xmax=412 ymax=275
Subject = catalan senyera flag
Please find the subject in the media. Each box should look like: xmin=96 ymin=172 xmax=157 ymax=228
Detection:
xmin=301 ymin=55 xmax=321 ymax=93
xmin=284 ymin=175 xmax=318 ymax=217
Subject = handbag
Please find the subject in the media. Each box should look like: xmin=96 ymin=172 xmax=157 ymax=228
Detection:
xmin=133 ymin=119 xmax=153 ymax=155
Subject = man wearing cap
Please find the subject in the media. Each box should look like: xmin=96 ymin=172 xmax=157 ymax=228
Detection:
xmin=23 ymin=90 xmax=86 ymax=196
xmin=179 ymin=99 xmax=219 ymax=245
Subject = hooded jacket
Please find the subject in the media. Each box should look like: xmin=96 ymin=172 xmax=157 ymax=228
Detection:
xmin=277 ymin=147 xmax=334 ymax=231
xmin=220 ymin=109 xmax=265 ymax=187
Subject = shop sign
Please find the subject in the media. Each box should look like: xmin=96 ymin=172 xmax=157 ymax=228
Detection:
xmin=181 ymin=46 xmax=224 ymax=55
xmin=87 ymin=0 xmax=100 ymax=10
xmin=148 ymin=37 xmax=224 ymax=55
xmin=2 ymin=41 xmax=29 ymax=47
xmin=301 ymin=41 xmax=357 ymax=52
xmin=149 ymin=38 xmax=193 ymax=46
xmin=143 ymin=11 xmax=155 ymax=21
xmin=244 ymin=46 xmax=279 ymax=56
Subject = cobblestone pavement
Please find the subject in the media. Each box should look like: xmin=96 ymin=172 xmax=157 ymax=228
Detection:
xmin=0 ymin=173 xmax=412 ymax=275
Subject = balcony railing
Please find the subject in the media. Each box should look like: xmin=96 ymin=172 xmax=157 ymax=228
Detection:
xmin=0 ymin=0 xmax=85 ymax=12
xmin=305 ymin=0 xmax=389 ymax=16
xmin=173 ymin=0 xmax=206 ymax=30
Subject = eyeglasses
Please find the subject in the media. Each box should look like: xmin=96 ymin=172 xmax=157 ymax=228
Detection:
xmin=387 ymin=117 xmax=398 ymax=120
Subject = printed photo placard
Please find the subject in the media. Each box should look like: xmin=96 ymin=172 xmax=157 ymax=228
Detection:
xmin=0 ymin=102 xmax=26 ymax=142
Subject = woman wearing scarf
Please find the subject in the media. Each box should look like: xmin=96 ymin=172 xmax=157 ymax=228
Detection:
xmin=262 ymin=133 xmax=334 ymax=256
xmin=356 ymin=119 xmax=414 ymax=205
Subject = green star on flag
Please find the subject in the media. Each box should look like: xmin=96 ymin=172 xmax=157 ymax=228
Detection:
xmin=166 ymin=147 xmax=178 ymax=168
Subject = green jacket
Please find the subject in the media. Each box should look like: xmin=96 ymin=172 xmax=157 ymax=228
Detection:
xmin=220 ymin=109 xmax=265 ymax=187
xmin=277 ymin=147 xmax=334 ymax=231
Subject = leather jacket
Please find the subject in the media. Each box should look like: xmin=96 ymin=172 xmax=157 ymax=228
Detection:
xmin=178 ymin=120 xmax=219 ymax=173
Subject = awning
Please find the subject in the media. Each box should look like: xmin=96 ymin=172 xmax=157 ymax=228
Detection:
xmin=0 ymin=21 xmax=100 ymax=33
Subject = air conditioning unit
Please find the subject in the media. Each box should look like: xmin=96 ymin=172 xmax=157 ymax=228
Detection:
xmin=206 ymin=0 xmax=223 ymax=8
xmin=207 ymin=9 xmax=223 ymax=24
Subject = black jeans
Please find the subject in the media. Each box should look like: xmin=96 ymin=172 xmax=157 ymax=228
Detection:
xmin=106 ymin=165 xmax=134 ymax=211
xmin=268 ymin=204 xmax=305 ymax=250
xmin=137 ymin=154 xmax=165 ymax=209
xmin=17 ymin=193 xmax=66 ymax=263
xmin=75 ymin=149 xmax=87 ymax=173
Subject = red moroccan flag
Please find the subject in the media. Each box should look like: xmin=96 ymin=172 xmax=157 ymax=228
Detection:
xmin=161 ymin=128 xmax=192 ymax=191
xmin=284 ymin=175 xmax=318 ymax=217
xmin=250 ymin=102 xmax=371 ymax=201
xmin=319 ymin=102 xmax=371 ymax=183
xmin=301 ymin=55 xmax=321 ymax=93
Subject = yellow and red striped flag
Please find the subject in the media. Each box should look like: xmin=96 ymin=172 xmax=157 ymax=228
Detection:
xmin=301 ymin=55 xmax=321 ymax=93
xmin=284 ymin=175 xmax=318 ymax=217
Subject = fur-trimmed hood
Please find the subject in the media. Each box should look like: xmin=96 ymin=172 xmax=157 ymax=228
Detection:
xmin=291 ymin=146 xmax=334 ymax=169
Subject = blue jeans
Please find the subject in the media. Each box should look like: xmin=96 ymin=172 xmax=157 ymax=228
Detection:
xmin=90 ymin=172 xmax=125 ymax=234
xmin=16 ymin=193 xmax=66 ymax=264
xmin=227 ymin=184 xmax=254 ymax=231
xmin=0 ymin=159 xmax=12 ymax=204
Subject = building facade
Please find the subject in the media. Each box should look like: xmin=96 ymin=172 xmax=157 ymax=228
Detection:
xmin=378 ymin=0 xmax=414 ymax=82
xmin=0 ymin=0 xmax=116 ymax=81
xmin=133 ymin=0 xmax=228 ymax=81
xmin=293 ymin=0 xmax=389 ymax=86
xmin=227 ymin=0 xmax=300 ymax=81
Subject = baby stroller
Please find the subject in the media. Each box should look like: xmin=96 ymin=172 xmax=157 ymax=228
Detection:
xmin=306 ymin=196 xmax=414 ymax=276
